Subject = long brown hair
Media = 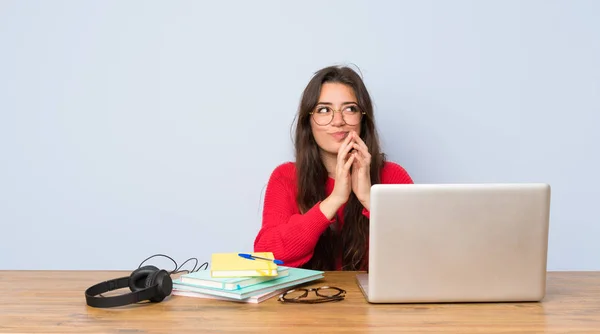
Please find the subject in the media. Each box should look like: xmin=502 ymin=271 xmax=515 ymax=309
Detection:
xmin=294 ymin=65 xmax=385 ymax=271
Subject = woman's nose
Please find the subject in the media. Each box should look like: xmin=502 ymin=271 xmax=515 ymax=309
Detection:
xmin=330 ymin=111 xmax=345 ymax=126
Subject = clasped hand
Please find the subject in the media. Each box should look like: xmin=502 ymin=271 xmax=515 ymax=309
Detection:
xmin=331 ymin=131 xmax=372 ymax=211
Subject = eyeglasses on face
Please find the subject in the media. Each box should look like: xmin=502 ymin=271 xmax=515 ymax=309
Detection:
xmin=309 ymin=104 xmax=365 ymax=126
xmin=278 ymin=286 xmax=346 ymax=304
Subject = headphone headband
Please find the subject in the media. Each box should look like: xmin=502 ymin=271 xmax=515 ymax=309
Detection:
xmin=85 ymin=276 xmax=160 ymax=308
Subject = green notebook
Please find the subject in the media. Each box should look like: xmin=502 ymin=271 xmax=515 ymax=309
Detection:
xmin=180 ymin=267 xmax=290 ymax=290
xmin=173 ymin=267 xmax=324 ymax=300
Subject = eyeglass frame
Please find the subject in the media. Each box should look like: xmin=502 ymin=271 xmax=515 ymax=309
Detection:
xmin=277 ymin=286 xmax=346 ymax=304
xmin=308 ymin=103 xmax=366 ymax=126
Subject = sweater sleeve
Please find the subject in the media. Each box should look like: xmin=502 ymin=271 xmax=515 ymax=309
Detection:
xmin=361 ymin=162 xmax=414 ymax=219
xmin=253 ymin=166 xmax=335 ymax=268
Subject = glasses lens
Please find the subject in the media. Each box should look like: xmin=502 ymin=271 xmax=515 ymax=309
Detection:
xmin=312 ymin=107 xmax=333 ymax=125
xmin=342 ymin=106 xmax=362 ymax=125
xmin=316 ymin=287 xmax=343 ymax=298
xmin=283 ymin=289 xmax=307 ymax=300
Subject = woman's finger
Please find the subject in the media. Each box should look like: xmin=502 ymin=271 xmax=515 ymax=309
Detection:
xmin=343 ymin=152 xmax=355 ymax=171
xmin=352 ymin=143 xmax=370 ymax=165
xmin=339 ymin=141 xmax=355 ymax=168
xmin=352 ymin=131 xmax=369 ymax=150
xmin=352 ymin=133 xmax=371 ymax=160
xmin=351 ymin=140 xmax=368 ymax=155
xmin=352 ymin=151 xmax=362 ymax=167
xmin=337 ymin=133 xmax=355 ymax=164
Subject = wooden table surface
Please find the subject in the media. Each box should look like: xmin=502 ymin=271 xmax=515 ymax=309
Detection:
xmin=1 ymin=270 xmax=599 ymax=333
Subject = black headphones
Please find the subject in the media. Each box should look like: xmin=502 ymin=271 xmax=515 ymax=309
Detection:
xmin=84 ymin=254 xmax=208 ymax=308
xmin=85 ymin=265 xmax=172 ymax=308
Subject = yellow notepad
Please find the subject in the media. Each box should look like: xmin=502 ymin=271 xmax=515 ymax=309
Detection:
xmin=210 ymin=252 xmax=279 ymax=278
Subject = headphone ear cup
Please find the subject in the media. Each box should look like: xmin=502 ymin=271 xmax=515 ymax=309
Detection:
xmin=129 ymin=265 xmax=160 ymax=292
xmin=146 ymin=269 xmax=172 ymax=302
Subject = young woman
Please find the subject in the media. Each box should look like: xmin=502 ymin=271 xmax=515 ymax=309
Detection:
xmin=253 ymin=65 xmax=413 ymax=271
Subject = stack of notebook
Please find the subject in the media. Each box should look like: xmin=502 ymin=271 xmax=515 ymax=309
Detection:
xmin=172 ymin=252 xmax=324 ymax=303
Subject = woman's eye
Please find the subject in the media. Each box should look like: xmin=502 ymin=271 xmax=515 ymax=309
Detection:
xmin=345 ymin=105 xmax=358 ymax=113
xmin=317 ymin=107 xmax=330 ymax=113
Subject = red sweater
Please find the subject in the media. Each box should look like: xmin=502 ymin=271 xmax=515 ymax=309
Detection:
xmin=253 ymin=161 xmax=414 ymax=269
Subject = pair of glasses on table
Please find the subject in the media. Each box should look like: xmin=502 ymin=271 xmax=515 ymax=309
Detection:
xmin=278 ymin=286 xmax=346 ymax=304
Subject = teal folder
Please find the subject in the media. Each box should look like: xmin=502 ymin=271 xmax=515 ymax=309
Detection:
xmin=180 ymin=266 xmax=290 ymax=290
xmin=173 ymin=267 xmax=324 ymax=300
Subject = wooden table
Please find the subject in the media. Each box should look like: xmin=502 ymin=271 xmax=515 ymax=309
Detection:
xmin=1 ymin=270 xmax=599 ymax=333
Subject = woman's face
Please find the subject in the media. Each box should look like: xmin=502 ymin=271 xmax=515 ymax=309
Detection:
xmin=310 ymin=82 xmax=362 ymax=156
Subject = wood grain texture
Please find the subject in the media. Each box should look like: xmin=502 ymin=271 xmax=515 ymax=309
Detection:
xmin=1 ymin=271 xmax=599 ymax=333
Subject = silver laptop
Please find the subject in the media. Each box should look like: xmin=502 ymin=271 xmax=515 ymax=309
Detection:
xmin=357 ymin=183 xmax=551 ymax=303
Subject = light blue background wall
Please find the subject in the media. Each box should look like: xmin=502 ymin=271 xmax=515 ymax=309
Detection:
xmin=1 ymin=0 xmax=598 ymax=270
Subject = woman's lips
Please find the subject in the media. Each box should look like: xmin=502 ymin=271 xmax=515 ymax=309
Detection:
xmin=330 ymin=132 xmax=348 ymax=140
